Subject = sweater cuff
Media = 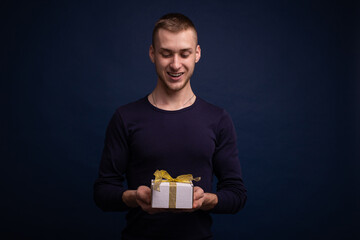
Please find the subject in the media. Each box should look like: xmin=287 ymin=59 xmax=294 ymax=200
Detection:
xmin=211 ymin=192 xmax=225 ymax=213
xmin=210 ymin=191 xmax=242 ymax=214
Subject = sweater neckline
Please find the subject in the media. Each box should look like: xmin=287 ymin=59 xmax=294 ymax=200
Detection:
xmin=145 ymin=94 xmax=200 ymax=114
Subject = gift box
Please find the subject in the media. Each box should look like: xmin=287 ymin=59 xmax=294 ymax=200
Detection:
xmin=151 ymin=180 xmax=193 ymax=209
xmin=151 ymin=170 xmax=200 ymax=209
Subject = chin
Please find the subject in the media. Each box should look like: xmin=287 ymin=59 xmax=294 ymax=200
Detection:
xmin=165 ymin=79 xmax=190 ymax=92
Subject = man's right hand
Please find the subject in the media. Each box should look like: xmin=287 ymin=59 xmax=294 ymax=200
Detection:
xmin=122 ymin=186 xmax=164 ymax=214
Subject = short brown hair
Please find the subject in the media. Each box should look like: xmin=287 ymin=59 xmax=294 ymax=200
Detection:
xmin=152 ymin=13 xmax=198 ymax=48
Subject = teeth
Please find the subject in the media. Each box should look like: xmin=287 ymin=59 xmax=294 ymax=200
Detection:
xmin=169 ymin=73 xmax=182 ymax=77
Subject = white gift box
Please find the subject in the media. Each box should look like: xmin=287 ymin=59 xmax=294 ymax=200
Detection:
xmin=151 ymin=180 xmax=194 ymax=209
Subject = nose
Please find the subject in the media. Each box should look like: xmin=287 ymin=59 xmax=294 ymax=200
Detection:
xmin=170 ymin=54 xmax=181 ymax=70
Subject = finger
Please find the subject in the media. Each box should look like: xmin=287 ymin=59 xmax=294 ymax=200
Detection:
xmin=137 ymin=186 xmax=152 ymax=204
xmin=193 ymin=193 xmax=205 ymax=209
xmin=194 ymin=186 xmax=204 ymax=194
xmin=137 ymin=197 xmax=151 ymax=206
xmin=193 ymin=199 xmax=203 ymax=209
xmin=193 ymin=188 xmax=204 ymax=200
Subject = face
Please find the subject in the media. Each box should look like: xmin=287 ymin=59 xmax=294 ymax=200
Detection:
xmin=149 ymin=28 xmax=201 ymax=92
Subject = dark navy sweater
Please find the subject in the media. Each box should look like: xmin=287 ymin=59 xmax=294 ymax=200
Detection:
xmin=94 ymin=96 xmax=247 ymax=239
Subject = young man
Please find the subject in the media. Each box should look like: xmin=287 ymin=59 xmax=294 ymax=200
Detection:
xmin=94 ymin=13 xmax=247 ymax=239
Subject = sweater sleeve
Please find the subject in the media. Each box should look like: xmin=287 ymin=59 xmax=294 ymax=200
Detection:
xmin=211 ymin=110 xmax=247 ymax=214
xmin=93 ymin=110 xmax=130 ymax=212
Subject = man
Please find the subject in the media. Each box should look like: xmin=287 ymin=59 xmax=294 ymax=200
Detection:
xmin=94 ymin=13 xmax=247 ymax=239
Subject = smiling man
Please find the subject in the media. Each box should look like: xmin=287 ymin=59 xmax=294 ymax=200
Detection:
xmin=150 ymin=25 xmax=200 ymax=97
xmin=94 ymin=13 xmax=247 ymax=239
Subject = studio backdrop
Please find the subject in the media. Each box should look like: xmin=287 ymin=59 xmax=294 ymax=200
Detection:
xmin=2 ymin=0 xmax=359 ymax=239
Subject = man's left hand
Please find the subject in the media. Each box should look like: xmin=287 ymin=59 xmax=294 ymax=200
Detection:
xmin=192 ymin=186 xmax=218 ymax=211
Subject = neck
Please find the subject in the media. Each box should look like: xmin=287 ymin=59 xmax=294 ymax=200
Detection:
xmin=149 ymin=82 xmax=196 ymax=111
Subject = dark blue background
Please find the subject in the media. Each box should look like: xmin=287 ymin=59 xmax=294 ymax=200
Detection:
xmin=2 ymin=0 xmax=359 ymax=239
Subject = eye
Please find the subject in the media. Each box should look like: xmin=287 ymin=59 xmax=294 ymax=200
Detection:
xmin=181 ymin=51 xmax=192 ymax=58
xmin=160 ymin=52 xmax=172 ymax=58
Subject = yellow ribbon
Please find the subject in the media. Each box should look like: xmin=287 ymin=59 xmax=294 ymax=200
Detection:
xmin=153 ymin=170 xmax=201 ymax=192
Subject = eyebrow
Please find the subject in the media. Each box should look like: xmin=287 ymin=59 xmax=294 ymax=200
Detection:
xmin=159 ymin=48 xmax=193 ymax=53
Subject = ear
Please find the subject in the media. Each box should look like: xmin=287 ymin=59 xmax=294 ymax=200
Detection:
xmin=195 ymin=45 xmax=201 ymax=63
xmin=149 ymin=45 xmax=155 ymax=63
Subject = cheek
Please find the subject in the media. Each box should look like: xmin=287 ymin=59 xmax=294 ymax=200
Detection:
xmin=155 ymin=62 xmax=169 ymax=75
xmin=156 ymin=58 xmax=169 ymax=69
xmin=184 ymin=59 xmax=196 ymax=69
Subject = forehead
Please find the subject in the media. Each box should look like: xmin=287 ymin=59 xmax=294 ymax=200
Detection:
xmin=154 ymin=29 xmax=197 ymax=50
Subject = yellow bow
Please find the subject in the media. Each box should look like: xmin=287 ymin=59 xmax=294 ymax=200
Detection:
xmin=153 ymin=170 xmax=201 ymax=191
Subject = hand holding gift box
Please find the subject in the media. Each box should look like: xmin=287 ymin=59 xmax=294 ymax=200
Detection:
xmin=151 ymin=170 xmax=201 ymax=209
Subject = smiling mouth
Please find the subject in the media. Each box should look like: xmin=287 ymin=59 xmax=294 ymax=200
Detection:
xmin=168 ymin=72 xmax=184 ymax=77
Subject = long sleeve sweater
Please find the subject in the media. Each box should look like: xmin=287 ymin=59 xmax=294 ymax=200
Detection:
xmin=94 ymin=96 xmax=247 ymax=239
